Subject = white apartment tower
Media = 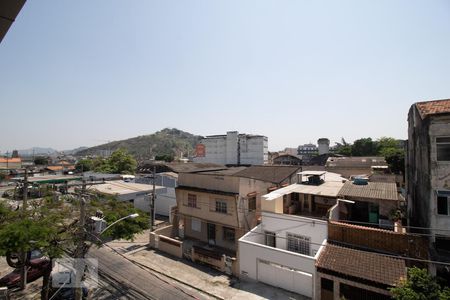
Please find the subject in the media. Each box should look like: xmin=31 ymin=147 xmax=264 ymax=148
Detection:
xmin=193 ymin=131 xmax=268 ymax=165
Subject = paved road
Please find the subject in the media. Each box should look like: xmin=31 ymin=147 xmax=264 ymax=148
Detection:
xmin=88 ymin=247 xmax=204 ymax=300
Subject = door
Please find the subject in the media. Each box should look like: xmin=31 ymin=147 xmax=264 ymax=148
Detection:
xmin=207 ymin=223 xmax=216 ymax=245
xmin=257 ymin=260 xmax=312 ymax=297
xmin=368 ymin=203 xmax=379 ymax=224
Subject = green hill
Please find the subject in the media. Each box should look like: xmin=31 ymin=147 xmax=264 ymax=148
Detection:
xmin=76 ymin=128 xmax=203 ymax=161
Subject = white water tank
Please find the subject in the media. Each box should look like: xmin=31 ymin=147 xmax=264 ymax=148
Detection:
xmin=317 ymin=138 xmax=330 ymax=155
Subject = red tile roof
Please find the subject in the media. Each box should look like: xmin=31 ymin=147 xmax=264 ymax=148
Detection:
xmin=316 ymin=244 xmax=406 ymax=287
xmin=416 ymin=99 xmax=450 ymax=119
xmin=0 ymin=158 xmax=21 ymax=163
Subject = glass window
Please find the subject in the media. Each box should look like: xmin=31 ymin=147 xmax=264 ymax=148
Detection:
xmin=437 ymin=137 xmax=450 ymax=161
xmin=223 ymin=227 xmax=235 ymax=241
xmin=191 ymin=218 xmax=201 ymax=232
xmin=287 ymin=233 xmax=311 ymax=255
xmin=188 ymin=194 xmax=197 ymax=208
xmin=215 ymin=200 xmax=227 ymax=214
xmin=248 ymin=197 xmax=256 ymax=211
xmin=265 ymin=231 xmax=276 ymax=247
xmin=438 ymin=196 xmax=449 ymax=215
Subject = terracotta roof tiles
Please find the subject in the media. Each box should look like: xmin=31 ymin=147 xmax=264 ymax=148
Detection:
xmin=416 ymin=99 xmax=450 ymax=119
xmin=316 ymin=244 xmax=406 ymax=286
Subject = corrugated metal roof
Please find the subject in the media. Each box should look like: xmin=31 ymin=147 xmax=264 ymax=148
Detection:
xmin=338 ymin=181 xmax=399 ymax=201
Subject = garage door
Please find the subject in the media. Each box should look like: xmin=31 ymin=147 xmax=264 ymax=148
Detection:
xmin=257 ymin=259 xmax=313 ymax=297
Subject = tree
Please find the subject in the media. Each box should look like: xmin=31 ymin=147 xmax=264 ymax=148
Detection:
xmin=106 ymin=148 xmax=137 ymax=174
xmin=390 ymin=267 xmax=450 ymax=300
xmin=0 ymin=191 xmax=147 ymax=299
xmin=155 ymin=154 xmax=174 ymax=162
xmin=384 ymin=148 xmax=405 ymax=174
xmin=352 ymin=138 xmax=378 ymax=156
xmin=34 ymin=156 xmax=49 ymax=166
xmin=75 ymin=158 xmax=94 ymax=172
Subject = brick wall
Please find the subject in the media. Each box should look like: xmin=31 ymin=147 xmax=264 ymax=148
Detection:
xmin=328 ymin=221 xmax=429 ymax=261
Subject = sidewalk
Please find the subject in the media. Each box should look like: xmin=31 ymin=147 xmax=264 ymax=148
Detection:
xmin=108 ymin=231 xmax=308 ymax=300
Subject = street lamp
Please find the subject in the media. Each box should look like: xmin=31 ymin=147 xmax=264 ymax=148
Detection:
xmin=100 ymin=213 xmax=139 ymax=235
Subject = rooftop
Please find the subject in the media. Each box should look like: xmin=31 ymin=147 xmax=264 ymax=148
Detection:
xmin=234 ymin=165 xmax=302 ymax=184
xmin=26 ymin=175 xmax=82 ymax=184
xmin=326 ymin=156 xmax=387 ymax=168
xmin=338 ymin=180 xmax=400 ymax=201
xmin=316 ymin=244 xmax=406 ymax=287
xmin=198 ymin=167 xmax=247 ymax=176
xmin=92 ymin=181 xmax=165 ymax=195
xmin=0 ymin=158 xmax=21 ymax=163
xmin=416 ymin=99 xmax=450 ymax=119
xmin=262 ymin=172 xmax=347 ymax=201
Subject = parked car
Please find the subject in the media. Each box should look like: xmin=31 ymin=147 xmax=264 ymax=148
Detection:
xmin=0 ymin=259 xmax=51 ymax=287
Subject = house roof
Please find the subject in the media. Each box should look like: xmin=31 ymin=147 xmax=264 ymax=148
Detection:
xmin=326 ymin=156 xmax=387 ymax=168
xmin=338 ymin=180 xmax=400 ymax=201
xmin=416 ymin=99 xmax=450 ymax=119
xmin=0 ymin=0 xmax=26 ymax=44
xmin=198 ymin=167 xmax=247 ymax=176
xmin=316 ymin=244 xmax=406 ymax=287
xmin=262 ymin=172 xmax=347 ymax=200
xmin=92 ymin=181 xmax=165 ymax=195
xmin=0 ymin=158 xmax=21 ymax=163
xmin=234 ymin=165 xmax=302 ymax=184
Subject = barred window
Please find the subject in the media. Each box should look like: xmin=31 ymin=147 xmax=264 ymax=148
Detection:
xmin=188 ymin=194 xmax=197 ymax=208
xmin=215 ymin=200 xmax=227 ymax=214
xmin=287 ymin=233 xmax=310 ymax=255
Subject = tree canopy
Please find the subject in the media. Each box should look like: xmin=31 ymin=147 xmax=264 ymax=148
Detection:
xmin=335 ymin=136 xmax=405 ymax=174
xmin=76 ymin=148 xmax=137 ymax=174
xmin=390 ymin=267 xmax=450 ymax=300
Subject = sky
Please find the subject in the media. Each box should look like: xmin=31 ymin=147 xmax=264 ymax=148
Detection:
xmin=1 ymin=0 xmax=450 ymax=153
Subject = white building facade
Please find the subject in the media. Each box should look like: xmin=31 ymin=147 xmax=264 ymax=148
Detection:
xmin=239 ymin=211 xmax=327 ymax=299
xmin=193 ymin=131 xmax=268 ymax=165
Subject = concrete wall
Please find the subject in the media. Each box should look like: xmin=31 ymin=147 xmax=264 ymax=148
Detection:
xmin=178 ymin=173 xmax=240 ymax=194
xmin=150 ymin=225 xmax=183 ymax=258
xmin=239 ymin=217 xmax=327 ymax=299
xmin=428 ymin=115 xmax=450 ymax=237
xmin=260 ymin=212 xmax=327 ymax=255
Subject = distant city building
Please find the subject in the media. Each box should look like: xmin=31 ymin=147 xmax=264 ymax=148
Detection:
xmin=297 ymin=143 xmax=318 ymax=164
xmin=317 ymin=138 xmax=330 ymax=155
xmin=406 ymin=98 xmax=450 ymax=278
xmin=11 ymin=150 xmax=19 ymax=158
xmin=0 ymin=157 xmax=22 ymax=169
xmin=193 ymin=131 xmax=268 ymax=165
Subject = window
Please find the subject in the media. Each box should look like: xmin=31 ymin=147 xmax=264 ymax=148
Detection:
xmin=287 ymin=233 xmax=311 ymax=255
xmin=215 ymin=200 xmax=227 ymax=214
xmin=265 ymin=231 xmax=276 ymax=247
xmin=437 ymin=137 xmax=450 ymax=161
xmin=191 ymin=218 xmax=201 ymax=232
xmin=223 ymin=227 xmax=235 ymax=241
xmin=438 ymin=197 xmax=448 ymax=215
xmin=188 ymin=194 xmax=197 ymax=208
xmin=248 ymin=197 xmax=256 ymax=211
xmin=321 ymin=278 xmax=334 ymax=292
xmin=437 ymin=191 xmax=450 ymax=215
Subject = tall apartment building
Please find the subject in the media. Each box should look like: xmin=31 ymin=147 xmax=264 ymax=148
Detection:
xmin=406 ymin=99 xmax=450 ymax=278
xmin=193 ymin=131 xmax=268 ymax=165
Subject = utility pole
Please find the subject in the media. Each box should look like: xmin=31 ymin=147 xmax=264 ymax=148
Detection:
xmin=75 ymin=180 xmax=87 ymax=300
xmin=20 ymin=168 xmax=28 ymax=290
xmin=149 ymin=166 xmax=156 ymax=233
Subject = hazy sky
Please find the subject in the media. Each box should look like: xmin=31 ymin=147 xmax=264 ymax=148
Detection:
xmin=1 ymin=0 xmax=450 ymax=152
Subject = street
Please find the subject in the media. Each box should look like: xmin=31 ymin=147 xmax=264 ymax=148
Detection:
xmin=88 ymin=247 xmax=206 ymax=300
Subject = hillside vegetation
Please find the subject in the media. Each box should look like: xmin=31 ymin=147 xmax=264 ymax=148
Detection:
xmin=76 ymin=128 xmax=203 ymax=161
